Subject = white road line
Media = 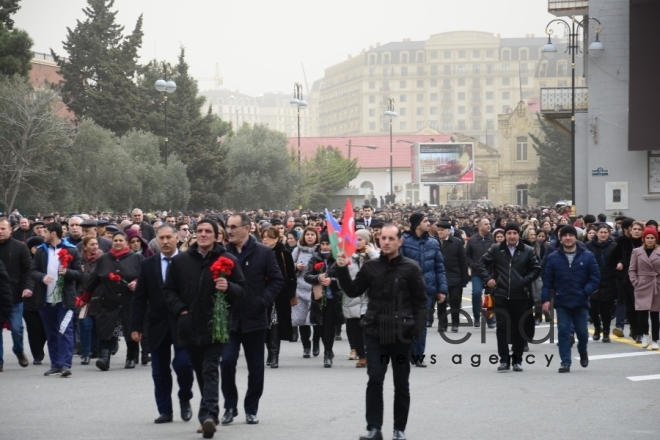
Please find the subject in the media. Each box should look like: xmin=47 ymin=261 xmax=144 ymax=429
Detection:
xmin=573 ymin=352 xmax=660 ymax=361
xmin=627 ymin=374 xmax=660 ymax=382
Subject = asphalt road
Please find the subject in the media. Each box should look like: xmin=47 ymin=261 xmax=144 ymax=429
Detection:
xmin=2 ymin=289 xmax=659 ymax=440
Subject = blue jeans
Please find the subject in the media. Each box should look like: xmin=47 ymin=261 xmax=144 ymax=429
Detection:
xmin=79 ymin=315 xmax=97 ymax=356
xmin=615 ymin=299 xmax=626 ymax=329
xmin=0 ymin=302 xmax=24 ymax=365
xmin=556 ymin=307 xmax=589 ymax=366
xmin=412 ymin=293 xmax=434 ymax=357
xmin=471 ymin=275 xmax=483 ymax=319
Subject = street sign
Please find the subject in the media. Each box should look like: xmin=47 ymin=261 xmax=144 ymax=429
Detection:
xmin=592 ymin=167 xmax=609 ymax=176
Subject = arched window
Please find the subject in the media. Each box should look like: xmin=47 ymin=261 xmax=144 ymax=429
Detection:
xmin=360 ymin=181 xmax=374 ymax=196
xmin=519 ymin=48 xmax=528 ymax=61
xmin=383 ymin=54 xmax=390 ymax=64
xmin=401 ymin=52 xmax=408 ymax=64
xmin=516 ymin=136 xmax=528 ymax=161
xmin=369 ymin=54 xmax=376 ymax=65
xmin=416 ymin=52 xmax=424 ymax=63
xmin=502 ymin=49 xmax=511 ymax=61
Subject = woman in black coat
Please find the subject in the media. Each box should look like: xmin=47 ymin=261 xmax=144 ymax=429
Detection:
xmin=586 ymin=224 xmax=618 ymax=342
xmin=82 ymin=231 xmax=143 ymax=371
xmin=260 ymin=227 xmax=296 ymax=368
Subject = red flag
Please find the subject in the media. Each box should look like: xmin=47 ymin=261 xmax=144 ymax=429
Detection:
xmin=340 ymin=199 xmax=357 ymax=257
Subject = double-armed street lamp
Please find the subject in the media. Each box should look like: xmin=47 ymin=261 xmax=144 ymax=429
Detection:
xmin=346 ymin=140 xmax=378 ymax=159
xmin=542 ymin=15 xmax=603 ymax=206
xmin=154 ymin=65 xmax=177 ymax=166
xmin=384 ymin=96 xmax=398 ymax=198
xmin=230 ymin=94 xmax=263 ymax=131
xmin=290 ymin=82 xmax=307 ymax=168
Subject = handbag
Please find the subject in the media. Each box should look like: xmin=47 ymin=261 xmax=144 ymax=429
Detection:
xmin=482 ymin=294 xmax=494 ymax=319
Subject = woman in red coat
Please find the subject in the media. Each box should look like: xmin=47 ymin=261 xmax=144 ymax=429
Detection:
xmin=628 ymin=226 xmax=660 ymax=350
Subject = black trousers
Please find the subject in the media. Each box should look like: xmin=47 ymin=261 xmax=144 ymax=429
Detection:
xmin=299 ymin=325 xmax=321 ymax=350
xmin=590 ymin=298 xmax=614 ymax=334
xmin=23 ymin=309 xmax=46 ymax=361
xmin=220 ymin=329 xmax=266 ymax=415
xmin=494 ymin=296 xmax=528 ymax=365
xmin=637 ymin=311 xmax=660 ymax=341
xmin=317 ymin=297 xmax=336 ymax=353
xmin=151 ymin=330 xmax=194 ymax=416
xmin=346 ymin=317 xmax=365 ymax=358
xmin=187 ymin=343 xmax=224 ymax=424
xmin=364 ymin=336 xmax=412 ymax=432
xmin=620 ymin=281 xmax=639 ymax=336
xmin=436 ymin=286 xmax=463 ymax=327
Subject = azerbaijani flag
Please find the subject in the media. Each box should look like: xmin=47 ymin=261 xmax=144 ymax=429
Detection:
xmin=324 ymin=208 xmax=341 ymax=258
xmin=324 ymin=199 xmax=358 ymax=258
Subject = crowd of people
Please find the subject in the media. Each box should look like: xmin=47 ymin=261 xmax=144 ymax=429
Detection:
xmin=1 ymin=203 xmax=658 ymax=440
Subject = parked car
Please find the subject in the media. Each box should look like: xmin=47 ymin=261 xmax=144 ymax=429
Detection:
xmin=436 ymin=160 xmax=462 ymax=175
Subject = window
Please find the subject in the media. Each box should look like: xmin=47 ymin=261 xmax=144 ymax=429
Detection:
xmin=516 ymin=136 xmax=528 ymax=161
xmin=458 ymin=120 xmax=466 ymax=130
xmin=401 ymin=53 xmax=408 ymax=63
xmin=369 ymin=122 xmax=376 ymax=130
xmin=416 ymin=52 xmax=424 ymax=63
xmin=416 ymin=80 xmax=424 ymax=88
xmin=400 ymin=80 xmax=407 ymax=88
xmin=416 ymin=107 xmax=424 ymax=116
xmin=369 ymin=54 xmax=376 ymax=65
xmin=486 ymin=105 xmax=494 ymax=113
xmin=369 ymin=109 xmax=375 ymax=117
xmin=473 ymin=50 xmax=481 ymax=58
xmin=401 ymin=66 xmax=408 ymax=76
xmin=473 ymin=106 xmax=481 ymax=116
xmin=538 ymin=61 xmax=548 ymax=77
xmin=442 ymin=92 xmax=451 ymax=102
xmin=430 ymin=51 xmax=438 ymax=60
xmin=502 ymin=49 xmax=511 ymax=61
xmin=430 ymin=79 xmax=437 ymax=87
xmin=520 ymin=63 xmax=528 ymax=74
xmin=473 ymin=64 xmax=480 ymax=74
xmin=458 ymin=106 xmax=466 ymax=114
xmin=472 ymin=78 xmax=480 ymax=87
xmin=416 ymin=93 xmax=424 ymax=102
xmin=369 ymin=95 xmax=375 ymax=103
xmin=383 ymin=67 xmax=390 ymax=77
xmin=430 ymin=107 xmax=438 ymax=115
xmin=457 ymin=65 xmax=466 ymax=75
xmin=417 ymin=66 xmax=424 ymax=76
xmin=502 ymin=77 xmax=510 ymax=86
xmin=486 ymin=78 xmax=493 ymax=86
xmin=382 ymin=80 xmax=390 ymax=91
xmin=486 ymin=119 xmax=494 ymax=130
xmin=458 ymin=50 xmax=466 ymax=59
xmin=443 ymin=50 xmax=451 ymax=59
xmin=369 ymin=81 xmax=375 ymax=90
xmin=486 ymin=64 xmax=494 ymax=74
xmin=399 ymin=121 xmax=407 ymax=130
xmin=430 ymin=93 xmax=438 ymax=101
xmin=458 ymin=92 xmax=466 ymax=100
xmin=430 ymin=65 xmax=438 ymax=75
xmin=443 ymin=79 xmax=451 ymax=88
xmin=430 ymin=121 xmax=438 ymax=129
xmin=444 ymin=65 xmax=451 ymax=75
xmin=472 ymin=120 xmax=481 ymax=130
xmin=442 ymin=107 xmax=451 ymax=117
xmin=557 ymin=62 xmax=567 ymax=76
xmin=502 ymin=64 xmax=510 ymax=74
xmin=458 ymin=78 xmax=466 ymax=86
xmin=399 ymin=108 xmax=407 ymax=116
xmin=472 ymin=92 xmax=481 ymax=102
xmin=443 ymin=121 xmax=452 ymax=130
xmin=369 ymin=68 xmax=376 ymax=77
xmin=486 ymin=49 xmax=494 ymax=58
xmin=502 ymin=91 xmax=510 ymax=100
xmin=417 ymin=121 xmax=424 ymax=130
xmin=519 ymin=49 xmax=528 ymax=61
xmin=516 ymin=185 xmax=529 ymax=206
xmin=400 ymin=94 xmax=407 ymax=102
xmin=384 ymin=54 xmax=390 ymax=64
xmin=521 ymin=77 xmax=528 ymax=86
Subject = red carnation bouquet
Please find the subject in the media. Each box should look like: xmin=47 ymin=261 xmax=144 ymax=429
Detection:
xmin=52 ymin=249 xmax=74 ymax=303
xmin=108 ymin=272 xmax=129 ymax=285
xmin=209 ymin=256 xmax=235 ymax=343
xmin=312 ymin=261 xmax=327 ymax=309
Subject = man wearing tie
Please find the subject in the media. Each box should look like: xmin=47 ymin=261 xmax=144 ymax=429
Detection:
xmin=357 ymin=206 xmax=374 ymax=230
xmin=132 ymin=224 xmax=194 ymax=424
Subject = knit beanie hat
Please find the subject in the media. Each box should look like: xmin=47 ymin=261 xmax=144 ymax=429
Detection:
xmin=559 ymin=225 xmax=578 ymax=238
xmin=320 ymin=232 xmax=330 ymax=243
xmin=409 ymin=212 xmax=426 ymax=232
xmin=504 ymin=222 xmax=521 ymax=235
xmin=356 ymin=229 xmax=371 ymax=244
xmin=642 ymin=226 xmax=658 ymax=241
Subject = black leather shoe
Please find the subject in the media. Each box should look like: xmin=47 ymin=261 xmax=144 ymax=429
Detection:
xmin=580 ymin=351 xmax=589 ymax=368
xmin=497 ymin=362 xmax=510 ymax=372
xmin=602 ymin=335 xmax=611 ymax=343
xmin=392 ymin=430 xmax=407 ymax=440
xmin=17 ymin=352 xmax=29 ymax=367
xmin=246 ymin=414 xmax=259 ymax=424
xmin=450 ymin=325 xmax=458 ymax=333
xmin=202 ymin=418 xmax=216 ymax=438
xmin=125 ymin=359 xmax=136 ymax=369
xmin=141 ymin=354 xmax=151 ymax=366
xmin=33 ymin=358 xmax=42 ymax=365
xmin=81 ymin=356 xmax=90 ymax=365
xmin=512 ymin=363 xmax=523 ymax=372
xmin=359 ymin=428 xmax=383 ymax=440
xmin=180 ymin=400 xmax=192 ymax=422
xmin=312 ymin=342 xmax=320 ymax=357
xmin=558 ymin=364 xmax=571 ymax=373
xmin=324 ymin=352 xmax=333 ymax=368
xmin=303 ymin=348 xmax=311 ymax=358
xmin=473 ymin=319 xmax=480 ymax=328
xmin=154 ymin=414 xmax=173 ymax=424
xmin=221 ymin=408 xmax=238 ymax=425
xmin=523 ymin=344 xmax=529 ymax=352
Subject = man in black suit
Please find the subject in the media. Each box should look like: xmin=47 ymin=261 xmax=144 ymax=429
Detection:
xmin=132 ymin=224 xmax=194 ymax=424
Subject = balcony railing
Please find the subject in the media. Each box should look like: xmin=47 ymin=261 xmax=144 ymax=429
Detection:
xmin=541 ymin=87 xmax=588 ymax=113
xmin=548 ymin=0 xmax=588 ymax=17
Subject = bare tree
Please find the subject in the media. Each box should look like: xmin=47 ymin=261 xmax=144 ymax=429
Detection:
xmin=0 ymin=76 xmax=72 ymax=213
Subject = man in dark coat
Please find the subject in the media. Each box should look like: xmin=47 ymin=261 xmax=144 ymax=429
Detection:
xmin=0 ymin=260 xmax=12 ymax=372
xmin=220 ymin=213 xmax=283 ymax=426
xmin=132 ymin=208 xmax=156 ymax=242
xmin=29 ymin=222 xmax=82 ymax=377
xmin=436 ymin=220 xmax=469 ymax=332
xmin=0 ymin=218 xmax=34 ymax=369
xmin=132 ymin=224 xmax=194 ymax=424
xmin=11 ymin=217 xmax=33 ymax=243
xmin=465 ymin=218 xmax=496 ymax=328
xmin=164 ymin=219 xmax=245 ymax=439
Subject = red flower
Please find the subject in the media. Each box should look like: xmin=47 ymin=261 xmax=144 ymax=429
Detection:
xmin=75 ymin=296 xmax=83 ymax=307
xmin=210 ymin=256 xmax=234 ymax=279
xmin=108 ymin=273 xmax=122 ymax=283
xmin=57 ymin=248 xmax=74 ymax=268
xmin=313 ymin=262 xmax=324 ymax=271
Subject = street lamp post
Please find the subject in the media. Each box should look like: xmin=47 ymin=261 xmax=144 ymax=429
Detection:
xmin=384 ymin=96 xmax=398 ymax=199
xmin=542 ymin=15 xmax=603 ymax=208
xmin=346 ymin=140 xmax=378 ymax=159
xmin=230 ymin=95 xmax=263 ymax=131
xmin=289 ymin=82 xmax=307 ymax=168
xmin=154 ymin=65 xmax=177 ymax=166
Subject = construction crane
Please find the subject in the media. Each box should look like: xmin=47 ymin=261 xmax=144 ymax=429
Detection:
xmin=196 ymin=63 xmax=224 ymax=89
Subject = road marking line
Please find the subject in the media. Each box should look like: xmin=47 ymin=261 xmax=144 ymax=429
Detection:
xmin=573 ymin=352 xmax=659 ymax=361
xmin=627 ymin=374 xmax=660 ymax=382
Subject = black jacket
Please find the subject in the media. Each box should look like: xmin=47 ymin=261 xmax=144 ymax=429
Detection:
xmin=0 ymin=260 xmax=11 ymax=323
xmin=586 ymin=238 xmax=618 ymax=301
xmin=132 ymin=252 xmax=183 ymax=350
xmin=138 ymin=222 xmax=156 ymax=242
xmin=31 ymin=242 xmax=83 ymax=309
xmin=271 ymin=242 xmax=297 ymax=340
xmin=336 ymin=252 xmax=427 ymax=344
xmin=475 ymin=241 xmax=541 ymax=300
xmin=465 ymin=232 xmax=495 ymax=270
xmin=164 ymin=243 xmax=246 ymax=346
xmin=439 ymin=235 xmax=469 ymax=288
xmin=225 ymin=237 xmax=284 ymax=334
xmin=0 ymin=238 xmax=34 ymax=303
xmin=11 ymin=228 xmax=33 ymax=243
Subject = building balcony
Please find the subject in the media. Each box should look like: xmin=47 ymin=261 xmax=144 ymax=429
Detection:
xmin=548 ymin=0 xmax=588 ymax=17
xmin=540 ymin=87 xmax=588 ymax=117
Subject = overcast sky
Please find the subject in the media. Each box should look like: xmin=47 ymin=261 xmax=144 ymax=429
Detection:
xmin=17 ymin=0 xmax=556 ymax=96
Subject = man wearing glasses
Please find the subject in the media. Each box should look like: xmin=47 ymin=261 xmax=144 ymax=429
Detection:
xmin=176 ymin=223 xmax=190 ymax=249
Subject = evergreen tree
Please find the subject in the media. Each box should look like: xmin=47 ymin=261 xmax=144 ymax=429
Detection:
xmin=528 ymin=116 xmax=572 ymax=205
xmin=0 ymin=0 xmax=20 ymax=29
xmin=299 ymin=146 xmax=360 ymax=209
xmin=53 ymin=0 xmax=147 ymax=135
xmin=0 ymin=0 xmax=32 ymax=78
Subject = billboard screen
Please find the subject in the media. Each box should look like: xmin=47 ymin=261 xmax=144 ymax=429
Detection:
xmin=418 ymin=143 xmax=475 ymax=184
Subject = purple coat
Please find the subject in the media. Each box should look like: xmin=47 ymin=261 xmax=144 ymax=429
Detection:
xmin=629 ymin=247 xmax=660 ymax=312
